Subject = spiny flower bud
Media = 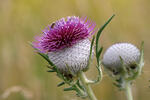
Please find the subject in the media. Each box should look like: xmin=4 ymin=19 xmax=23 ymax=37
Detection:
xmin=33 ymin=16 xmax=96 ymax=75
xmin=102 ymin=43 xmax=140 ymax=74
xmin=48 ymin=38 xmax=91 ymax=75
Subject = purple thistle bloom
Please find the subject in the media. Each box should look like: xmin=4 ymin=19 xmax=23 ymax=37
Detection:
xmin=33 ymin=16 xmax=96 ymax=53
xmin=33 ymin=16 xmax=97 ymax=75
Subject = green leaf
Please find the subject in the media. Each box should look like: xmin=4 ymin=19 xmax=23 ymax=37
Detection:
xmin=65 ymin=63 xmax=75 ymax=76
xmin=90 ymin=36 xmax=95 ymax=54
xmin=30 ymin=40 xmax=78 ymax=89
xmin=96 ymin=14 xmax=115 ymax=54
xmin=37 ymin=52 xmax=60 ymax=74
xmin=113 ymin=82 xmax=122 ymax=88
xmin=126 ymin=41 xmax=144 ymax=81
xmin=76 ymin=80 xmax=84 ymax=90
xmin=37 ymin=52 xmax=54 ymax=66
xmin=96 ymin=47 xmax=103 ymax=62
xmin=30 ymin=42 xmax=55 ymax=67
xmin=57 ymin=82 xmax=65 ymax=87
xmin=85 ymin=36 xmax=95 ymax=71
xmin=47 ymin=70 xmax=55 ymax=72
xmin=139 ymin=41 xmax=144 ymax=68
xmin=64 ymin=87 xmax=75 ymax=91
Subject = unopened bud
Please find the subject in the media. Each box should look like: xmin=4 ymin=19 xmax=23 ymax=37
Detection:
xmin=102 ymin=43 xmax=140 ymax=74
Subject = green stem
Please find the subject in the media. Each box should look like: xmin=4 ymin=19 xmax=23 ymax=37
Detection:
xmin=125 ymin=82 xmax=133 ymax=100
xmin=78 ymin=71 xmax=98 ymax=100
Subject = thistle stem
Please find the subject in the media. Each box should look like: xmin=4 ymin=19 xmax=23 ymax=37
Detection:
xmin=78 ymin=71 xmax=98 ymax=100
xmin=125 ymin=82 xmax=133 ymax=100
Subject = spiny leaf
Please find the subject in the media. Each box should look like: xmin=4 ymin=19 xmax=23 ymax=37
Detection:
xmin=30 ymin=41 xmax=77 ymax=89
xmin=47 ymin=65 xmax=53 ymax=69
xmin=64 ymin=87 xmax=75 ymax=91
xmin=47 ymin=70 xmax=55 ymax=72
xmin=57 ymin=82 xmax=65 ymax=87
xmin=96 ymin=47 xmax=103 ymax=62
xmin=65 ymin=63 xmax=75 ymax=76
xmin=85 ymin=36 xmax=95 ymax=71
xmin=113 ymin=82 xmax=122 ymax=88
xmin=125 ymin=42 xmax=144 ymax=82
xmin=96 ymin=14 xmax=115 ymax=54
xmin=89 ymin=36 xmax=95 ymax=58
xmin=30 ymin=42 xmax=55 ymax=67
xmin=37 ymin=52 xmax=54 ymax=66
xmin=139 ymin=41 xmax=144 ymax=68
xmin=76 ymin=80 xmax=84 ymax=90
xmin=90 ymin=36 xmax=95 ymax=55
xmin=37 ymin=52 xmax=61 ymax=75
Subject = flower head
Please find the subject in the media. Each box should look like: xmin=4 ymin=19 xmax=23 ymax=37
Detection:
xmin=33 ymin=16 xmax=96 ymax=53
xmin=33 ymin=16 xmax=96 ymax=75
xmin=102 ymin=43 xmax=140 ymax=74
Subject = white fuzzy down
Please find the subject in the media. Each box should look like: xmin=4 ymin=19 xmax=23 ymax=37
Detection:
xmin=48 ymin=39 xmax=91 ymax=74
xmin=102 ymin=43 xmax=140 ymax=70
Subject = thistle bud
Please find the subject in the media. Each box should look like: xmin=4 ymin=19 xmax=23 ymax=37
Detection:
xmin=102 ymin=43 xmax=140 ymax=75
xmin=48 ymin=38 xmax=92 ymax=75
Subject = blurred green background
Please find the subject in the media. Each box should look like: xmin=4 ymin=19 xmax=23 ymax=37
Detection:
xmin=0 ymin=0 xmax=150 ymax=100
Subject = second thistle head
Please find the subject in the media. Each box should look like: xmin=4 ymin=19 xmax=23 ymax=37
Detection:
xmin=33 ymin=16 xmax=96 ymax=77
xmin=102 ymin=43 xmax=140 ymax=75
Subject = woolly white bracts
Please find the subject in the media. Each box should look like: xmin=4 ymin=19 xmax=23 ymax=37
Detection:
xmin=48 ymin=39 xmax=92 ymax=75
xmin=102 ymin=43 xmax=140 ymax=72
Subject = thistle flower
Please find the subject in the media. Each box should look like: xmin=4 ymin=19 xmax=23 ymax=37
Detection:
xmin=33 ymin=16 xmax=96 ymax=75
xmin=102 ymin=43 xmax=140 ymax=74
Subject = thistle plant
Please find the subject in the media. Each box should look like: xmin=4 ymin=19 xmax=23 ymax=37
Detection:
xmin=102 ymin=42 xmax=144 ymax=100
xmin=32 ymin=15 xmax=115 ymax=100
